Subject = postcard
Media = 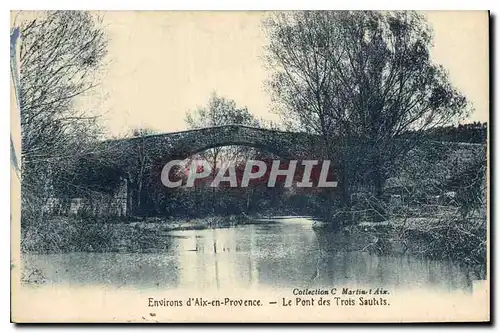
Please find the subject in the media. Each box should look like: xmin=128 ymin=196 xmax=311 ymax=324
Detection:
xmin=10 ymin=10 xmax=490 ymax=323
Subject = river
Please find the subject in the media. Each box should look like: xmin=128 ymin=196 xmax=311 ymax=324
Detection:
xmin=22 ymin=217 xmax=475 ymax=292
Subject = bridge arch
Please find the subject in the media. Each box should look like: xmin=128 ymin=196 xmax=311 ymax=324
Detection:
xmin=72 ymin=125 xmax=333 ymax=216
xmin=113 ymin=125 xmax=324 ymax=167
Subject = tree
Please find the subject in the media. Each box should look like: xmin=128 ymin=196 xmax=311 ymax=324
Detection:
xmin=17 ymin=11 xmax=108 ymax=224
xmin=184 ymin=93 xmax=261 ymax=213
xmin=128 ymin=127 xmax=157 ymax=215
xmin=185 ymin=92 xmax=261 ymax=169
xmin=263 ymin=11 xmax=469 ymax=211
xmin=19 ymin=10 xmax=107 ymax=161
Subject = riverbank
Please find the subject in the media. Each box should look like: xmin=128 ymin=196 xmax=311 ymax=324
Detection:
xmin=20 ymin=212 xmax=486 ymax=281
xmin=313 ymin=215 xmax=486 ymax=280
xmin=21 ymin=214 xmax=253 ymax=254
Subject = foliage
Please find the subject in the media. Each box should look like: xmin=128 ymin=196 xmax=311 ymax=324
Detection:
xmin=424 ymin=121 xmax=487 ymax=144
xmin=263 ymin=11 xmax=469 ymax=206
xmin=388 ymin=142 xmax=487 ymax=269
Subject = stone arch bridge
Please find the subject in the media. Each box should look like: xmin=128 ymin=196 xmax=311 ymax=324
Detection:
xmin=69 ymin=125 xmax=330 ymax=216
xmin=107 ymin=124 xmax=325 ymax=163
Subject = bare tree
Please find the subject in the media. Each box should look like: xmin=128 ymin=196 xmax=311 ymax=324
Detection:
xmin=17 ymin=11 xmax=108 ymax=225
xmin=19 ymin=11 xmax=107 ymax=161
xmin=263 ymin=11 xmax=469 ymax=209
xmin=185 ymin=92 xmax=261 ymax=170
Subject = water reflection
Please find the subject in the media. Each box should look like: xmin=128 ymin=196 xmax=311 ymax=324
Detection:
xmin=23 ymin=218 xmax=474 ymax=292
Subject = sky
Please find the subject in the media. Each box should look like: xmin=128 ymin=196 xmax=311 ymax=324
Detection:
xmin=85 ymin=11 xmax=489 ymax=137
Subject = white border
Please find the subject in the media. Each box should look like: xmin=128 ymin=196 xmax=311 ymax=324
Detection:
xmin=4 ymin=0 xmax=497 ymax=10
xmin=3 ymin=1 xmax=497 ymax=331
